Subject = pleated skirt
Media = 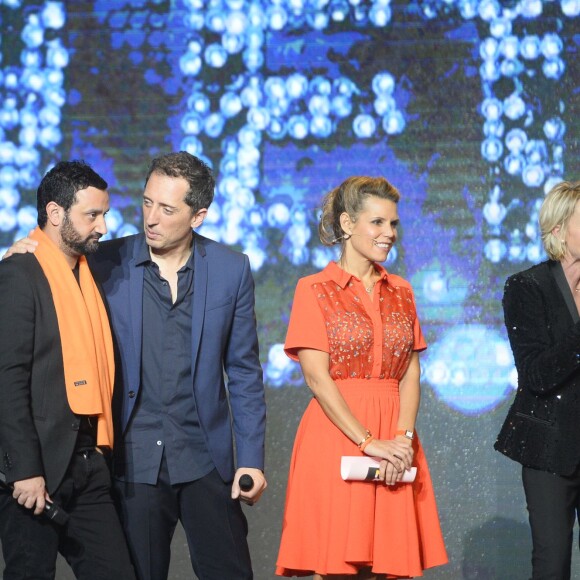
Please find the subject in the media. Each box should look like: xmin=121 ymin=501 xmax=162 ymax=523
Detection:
xmin=276 ymin=378 xmax=448 ymax=577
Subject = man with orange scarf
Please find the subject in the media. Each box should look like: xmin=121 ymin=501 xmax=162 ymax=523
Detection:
xmin=0 ymin=161 xmax=135 ymax=579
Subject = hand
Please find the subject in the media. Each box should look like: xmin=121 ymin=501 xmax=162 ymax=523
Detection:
xmin=378 ymin=459 xmax=405 ymax=486
xmin=12 ymin=476 xmax=49 ymax=515
xmin=231 ymin=468 xmax=267 ymax=506
xmin=364 ymin=437 xmax=414 ymax=484
xmin=2 ymin=234 xmax=38 ymax=260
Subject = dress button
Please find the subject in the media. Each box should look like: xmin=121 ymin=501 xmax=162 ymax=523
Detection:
xmin=156 ymin=441 xmax=162 ymax=446
xmin=128 ymin=390 xmax=136 ymax=398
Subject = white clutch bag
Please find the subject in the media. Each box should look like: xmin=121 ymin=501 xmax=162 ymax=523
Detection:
xmin=341 ymin=456 xmax=417 ymax=482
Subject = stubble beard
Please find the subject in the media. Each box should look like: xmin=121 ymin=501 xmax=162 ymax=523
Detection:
xmin=60 ymin=212 xmax=101 ymax=256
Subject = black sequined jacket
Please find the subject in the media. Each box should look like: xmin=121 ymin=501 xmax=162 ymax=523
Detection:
xmin=495 ymin=260 xmax=580 ymax=476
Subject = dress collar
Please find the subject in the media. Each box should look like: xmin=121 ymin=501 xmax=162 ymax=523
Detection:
xmin=323 ymin=260 xmax=389 ymax=289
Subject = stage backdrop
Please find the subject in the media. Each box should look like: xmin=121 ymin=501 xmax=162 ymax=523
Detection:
xmin=1 ymin=1 xmax=579 ymax=578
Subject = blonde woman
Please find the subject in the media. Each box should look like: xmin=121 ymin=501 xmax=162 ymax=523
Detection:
xmin=496 ymin=181 xmax=580 ymax=579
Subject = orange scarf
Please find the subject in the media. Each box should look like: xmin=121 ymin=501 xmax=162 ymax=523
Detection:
xmin=30 ymin=227 xmax=114 ymax=448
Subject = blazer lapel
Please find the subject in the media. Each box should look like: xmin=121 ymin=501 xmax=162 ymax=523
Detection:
xmin=191 ymin=235 xmax=207 ymax=367
xmin=129 ymin=241 xmax=145 ymax=373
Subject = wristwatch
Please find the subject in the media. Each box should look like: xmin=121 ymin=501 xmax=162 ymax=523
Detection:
xmin=396 ymin=429 xmax=414 ymax=441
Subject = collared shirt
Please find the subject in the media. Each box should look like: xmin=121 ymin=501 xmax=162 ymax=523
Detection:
xmin=122 ymin=239 xmax=213 ymax=485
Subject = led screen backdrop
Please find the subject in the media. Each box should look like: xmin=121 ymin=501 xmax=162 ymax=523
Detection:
xmin=0 ymin=0 xmax=579 ymax=578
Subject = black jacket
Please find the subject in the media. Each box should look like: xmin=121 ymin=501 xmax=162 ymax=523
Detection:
xmin=495 ymin=260 xmax=580 ymax=476
xmin=0 ymin=254 xmax=79 ymax=493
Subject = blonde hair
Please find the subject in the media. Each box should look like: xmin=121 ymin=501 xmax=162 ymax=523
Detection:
xmin=318 ymin=176 xmax=400 ymax=246
xmin=539 ymin=181 xmax=580 ymax=260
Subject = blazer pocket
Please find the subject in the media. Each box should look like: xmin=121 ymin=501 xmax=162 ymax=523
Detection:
xmin=206 ymin=295 xmax=233 ymax=312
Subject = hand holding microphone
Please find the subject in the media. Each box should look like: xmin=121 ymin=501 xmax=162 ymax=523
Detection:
xmin=234 ymin=469 xmax=267 ymax=506
xmin=239 ymin=474 xmax=254 ymax=492
xmin=0 ymin=478 xmax=69 ymax=526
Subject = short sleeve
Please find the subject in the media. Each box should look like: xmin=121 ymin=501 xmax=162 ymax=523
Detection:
xmin=410 ymin=286 xmax=427 ymax=352
xmin=284 ymin=277 xmax=329 ymax=361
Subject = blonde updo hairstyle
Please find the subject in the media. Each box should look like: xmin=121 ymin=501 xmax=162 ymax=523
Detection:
xmin=319 ymin=176 xmax=401 ymax=246
xmin=539 ymin=181 xmax=580 ymax=261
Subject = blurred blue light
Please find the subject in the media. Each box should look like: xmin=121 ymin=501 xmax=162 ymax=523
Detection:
xmin=481 ymin=97 xmax=502 ymax=121
xmin=543 ymin=117 xmax=566 ymax=141
xmin=310 ymin=115 xmax=333 ymax=138
xmin=520 ymin=35 xmax=541 ymax=59
xmin=561 ymin=0 xmax=580 ymax=17
xmin=22 ymin=16 xmax=44 ymax=49
xmin=204 ymin=113 xmax=225 ymax=138
xmin=180 ymin=52 xmax=202 ymax=76
xmin=369 ymin=4 xmax=392 ymax=26
xmin=522 ymin=164 xmax=545 ymax=188
xmin=17 ymin=205 xmax=37 ymax=230
xmin=541 ymin=33 xmax=563 ymax=59
xmin=542 ymin=58 xmax=565 ymax=80
xmin=267 ymin=6 xmax=288 ymax=30
xmin=288 ymin=115 xmax=309 ymax=139
xmin=489 ymin=18 xmax=511 ymax=39
xmin=204 ymin=44 xmax=228 ymax=68
xmin=46 ymin=39 xmax=69 ymax=68
xmin=382 ymin=110 xmax=405 ymax=135
xmin=423 ymin=325 xmax=515 ymax=414
xmin=481 ymin=137 xmax=503 ymax=162
xmin=286 ymin=73 xmax=309 ymax=99
xmin=503 ymin=93 xmax=525 ymax=120
xmin=0 ymin=187 xmax=20 ymax=209
xmin=521 ymin=0 xmax=543 ymax=17
xmin=352 ymin=114 xmax=376 ymax=138
xmin=505 ymin=128 xmax=527 ymax=153
xmin=480 ymin=37 xmax=498 ymax=60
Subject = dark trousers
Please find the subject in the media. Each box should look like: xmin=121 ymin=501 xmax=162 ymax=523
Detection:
xmin=113 ymin=459 xmax=252 ymax=580
xmin=0 ymin=450 xmax=135 ymax=580
xmin=523 ymin=465 xmax=580 ymax=580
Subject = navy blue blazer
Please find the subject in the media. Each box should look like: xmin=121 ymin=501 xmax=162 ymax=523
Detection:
xmin=89 ymin=233 xmax=266 ymax=482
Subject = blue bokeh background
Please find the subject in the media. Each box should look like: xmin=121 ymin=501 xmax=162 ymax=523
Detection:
xmin=1 ymin=0 xmax=579 ymax=577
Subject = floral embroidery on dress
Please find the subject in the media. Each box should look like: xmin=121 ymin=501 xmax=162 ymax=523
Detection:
xmin=311 ymin=278 xmax=416 ymax=382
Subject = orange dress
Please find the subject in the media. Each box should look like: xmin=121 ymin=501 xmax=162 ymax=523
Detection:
xmin=276 ymin=261 xmax=448 ymax=577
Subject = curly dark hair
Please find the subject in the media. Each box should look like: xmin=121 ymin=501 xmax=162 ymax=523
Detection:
xmin=37 ymin=160 xmax=108 ymax=228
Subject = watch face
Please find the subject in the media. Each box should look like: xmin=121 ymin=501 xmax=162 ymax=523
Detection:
xmin=405 ymin=430 xmax=414 ymax=439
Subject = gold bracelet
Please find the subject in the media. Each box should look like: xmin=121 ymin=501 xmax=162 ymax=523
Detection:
xmin=357 ymin=429 xmax=373 ymax=449
xmin=359 ymin=436 xmax=375 ymax=453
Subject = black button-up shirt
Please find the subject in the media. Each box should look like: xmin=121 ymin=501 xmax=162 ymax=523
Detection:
xmin=123 ymin=240 xmax=213 ymax=485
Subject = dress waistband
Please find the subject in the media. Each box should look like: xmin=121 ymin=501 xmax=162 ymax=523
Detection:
xmin=334 ymin=378 xmax=399 ymax=393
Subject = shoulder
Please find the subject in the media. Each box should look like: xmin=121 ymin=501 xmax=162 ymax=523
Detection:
xmin=95 ymin=233 xmax=140 ymax=259
xmin=386 ymin=272 xmax=413 ymax=291
xmin=197 ymin=235 xmax=250 ymax=276
xmin=504 ymin=261 xmax=552 ymax=291
xmin=292 ymin=270 xmax=331 ymax=296
xmin=0 ymin=252 xmax=42 ymax=280
xmin=0 ymin=254 xmax=48 ymax=305
xmin=197 ymin=234 xmax=246 ymax=262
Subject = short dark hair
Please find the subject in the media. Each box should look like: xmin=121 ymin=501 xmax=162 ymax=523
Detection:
xmin=37 ymin=160 xmax=108 ymax=228
xmin=145 ymin=151 xmax=215 ymax=212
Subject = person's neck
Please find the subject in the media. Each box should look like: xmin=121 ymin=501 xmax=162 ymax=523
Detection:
xmin=560 ymin=256 xmax=580 ymax=293
xmin=149 ymin=240 xmax=193 ymax=273
xmin=338 ymin=252 xmax=375 ymax=281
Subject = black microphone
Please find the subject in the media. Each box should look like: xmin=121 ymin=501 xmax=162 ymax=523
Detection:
xmin=239 ymin=474 xmax=254 ymax=492
xmin=43 ymin=499 xmax=70 ymax=526
xmin=0 ymin=480 xmax=69 ymax=526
